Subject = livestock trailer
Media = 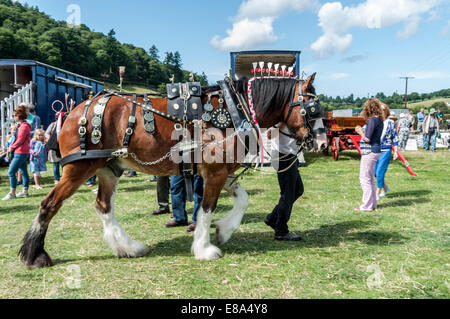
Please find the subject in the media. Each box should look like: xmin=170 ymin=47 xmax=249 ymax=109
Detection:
xmin=0 ymin=59 xmax=104 ymax=147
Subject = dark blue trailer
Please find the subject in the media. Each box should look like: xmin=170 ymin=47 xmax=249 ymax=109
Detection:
xmin=0 ymin=59 xmax=104 ymax=128
xmin=230 ymin=50 xmax=301 ymax=79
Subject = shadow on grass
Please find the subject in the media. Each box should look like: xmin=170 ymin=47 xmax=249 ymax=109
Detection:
xmin=378 ymin=198 xmax=431 ymax=208
xmin=385 ymin=190 xmax=432 ymax=198
xmin=0 ymin=205 xmax=35 ymax=214
xmin=305 ymin=150 xmax=360 ymax=166
xmin=145 ymin=220 xmax=407 ymax=257
xmin=51 ymin=255 xmax=119 ymax=266
xmin=117 ymin=184 xmax=156 ymax=193
xmin=45 ymin=220 xmax=407 ymax=265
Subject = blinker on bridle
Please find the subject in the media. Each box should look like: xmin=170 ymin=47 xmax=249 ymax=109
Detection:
xmin=284 ymin=80 xmax=321 ymax=130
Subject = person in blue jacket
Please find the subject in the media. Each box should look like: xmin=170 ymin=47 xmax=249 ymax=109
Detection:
xmin=375 ymin=104 xmax=398 ymax=201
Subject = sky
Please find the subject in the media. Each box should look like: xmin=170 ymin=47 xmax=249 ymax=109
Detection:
xmin=15 ymin=0 xmax=450 ymax=98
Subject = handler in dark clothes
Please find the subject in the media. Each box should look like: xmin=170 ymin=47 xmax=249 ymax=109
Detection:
xmin=264 ymin=123 xmax=303 ymax=241
xmin=151 ymin=176 xmax=171 ymax=215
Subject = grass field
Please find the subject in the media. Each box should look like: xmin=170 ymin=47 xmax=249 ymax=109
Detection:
xmin=408 ymin=98 xmax=450 ymax=109
xmin=0 ymin=150 xmax=448 ymax=299
xmin=103 ymin=81 xmax=160 ymax=95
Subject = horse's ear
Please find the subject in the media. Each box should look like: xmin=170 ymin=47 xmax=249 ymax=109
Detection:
xmin=305 ymin=72 xmax=316 ymax=86
xmin=303 ymin=72 xmax=317 ymax=92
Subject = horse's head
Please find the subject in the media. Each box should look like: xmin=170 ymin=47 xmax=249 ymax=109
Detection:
xmin=282 ymin=73 xmax=328 ymax=152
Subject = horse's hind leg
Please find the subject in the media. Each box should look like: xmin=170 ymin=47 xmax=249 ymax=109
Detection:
xmin=19 ymin=161 xmax=101 ymax=269
xmin=215 ymin=178 xmax=249 ymax=245
xmin=95 ymin=167 xmax=149 ymax=258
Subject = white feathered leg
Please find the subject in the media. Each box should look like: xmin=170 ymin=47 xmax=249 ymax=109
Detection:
xmin=96 ymin=171 xmax=149 ymax=258
xmin=215 ymin=183 xmax=249 ymax=245
xmin=191 ymin=208 xmax=223 ymax=260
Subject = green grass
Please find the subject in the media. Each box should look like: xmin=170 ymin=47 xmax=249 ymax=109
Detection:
xmin=408 ymin=97 xmax=450 ymax=109
xmin=0 ymin=150 xmax=449 ymax=299
xmin=103 ymin=81 xmax=160 ymax=95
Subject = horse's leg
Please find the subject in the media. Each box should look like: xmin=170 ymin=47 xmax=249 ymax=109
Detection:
xmin=19 ymin=161 xmax=101 ymax=269
xmin=215 ymin=177 xmax=249 ymax=245
xmin=192 ymin=168 xmax=228 ymax=261
xmin=95 ymin=167 xmax=149 ymax=258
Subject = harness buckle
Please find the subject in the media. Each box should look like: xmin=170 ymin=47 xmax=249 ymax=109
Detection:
xmin=92 ymin=130 xmax=102 ymax=141
xmin=78 ymin=117 xmax=87 ymax=126
xmin=78 ymin=126 xmax=87 ymax=136
xmin=112 ymin=148 xmax=129 ymax=159
xmin=125 ymin=127 xmax=134 ymax=136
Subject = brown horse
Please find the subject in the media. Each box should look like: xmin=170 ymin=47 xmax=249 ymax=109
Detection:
xmin=19 ymin=74 xmax=326 ymax=269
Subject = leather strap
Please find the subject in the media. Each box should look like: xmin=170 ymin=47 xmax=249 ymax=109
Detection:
xmin=217 ymin=80 xmax=247 ymax=129
xmin=142 ymin=93 xmax=156 ymax=134
xmin=60 ymin=149 xmax=116 ymax=167
xmin=122 ymin=94 xmax=137 ymax=148
xmin=91 ymin=94 xmax=112 ymax=144
xmin=79 ymin=91 xmax=104 ymax=155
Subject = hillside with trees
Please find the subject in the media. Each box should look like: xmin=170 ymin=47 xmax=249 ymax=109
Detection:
xmin=0 ymin=0 xmax=208 ymax=94
xmin=319 ymin=89 xmax=450 ymax=112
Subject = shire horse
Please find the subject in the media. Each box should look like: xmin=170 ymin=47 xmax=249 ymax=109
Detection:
xmin=19 ymin=73 xmax=326 ymax=269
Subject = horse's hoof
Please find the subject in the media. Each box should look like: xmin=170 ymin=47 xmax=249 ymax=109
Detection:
xmin=25 ymin=251 xmax=54 ymax=269
xmin=193 ymin=245 xmax=223 ymax=261
xmin=114 ymin=242 xmax=149 ymax=258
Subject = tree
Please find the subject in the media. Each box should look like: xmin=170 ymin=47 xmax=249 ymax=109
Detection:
xmin=431 ymin=101 xmax=447 ymax=113
xmin=148 ymin=45 xmax=159 ymax=61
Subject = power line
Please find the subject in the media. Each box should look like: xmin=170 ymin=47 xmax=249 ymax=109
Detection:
xmin=399 ymin=76 xmax=415 ymax=109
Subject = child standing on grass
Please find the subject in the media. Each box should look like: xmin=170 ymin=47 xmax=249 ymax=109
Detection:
xmin=29 ymin=129 xmax=47 ymax=189
xmin=4 ymin=124 xmax=17 ymax=161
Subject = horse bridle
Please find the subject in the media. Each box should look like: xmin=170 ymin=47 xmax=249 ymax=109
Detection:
xmin=282 ymin=81 xmax=324 ymax=145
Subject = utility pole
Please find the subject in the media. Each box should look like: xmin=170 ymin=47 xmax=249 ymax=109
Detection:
xmin=399 ymin=76 xmax=414 ymax=109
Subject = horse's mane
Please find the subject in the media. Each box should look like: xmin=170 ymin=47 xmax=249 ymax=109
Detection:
xmin=235 ymin=78 xmax=298 ymax=118
xmin=203 ymin=78 xmax=316 ymax=118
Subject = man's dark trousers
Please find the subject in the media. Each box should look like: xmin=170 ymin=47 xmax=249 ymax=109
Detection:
xmin=266 ymin=153 xmax=304 ymax=237
xmin=157 ymin=176 xmax=170 ymax=212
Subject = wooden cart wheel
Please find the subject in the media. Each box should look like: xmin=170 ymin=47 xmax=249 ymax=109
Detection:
xmin=332 ymin=136 xmax=340 ymax=161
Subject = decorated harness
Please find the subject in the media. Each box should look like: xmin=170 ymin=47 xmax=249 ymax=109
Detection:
xmin=60 ymin=64 xmax=322 ymax=198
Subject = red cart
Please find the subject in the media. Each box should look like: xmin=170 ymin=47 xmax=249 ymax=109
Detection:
xmin=323 ymin=116 xmax=367 ymax=160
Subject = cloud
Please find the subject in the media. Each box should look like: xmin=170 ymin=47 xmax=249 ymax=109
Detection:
xmin=210 ymin=17 xmax=277 ymax=51
xmin=235 ymin=0 xmax=319 ymax=21
xmin=211 ymin=0 xmax=318 ymax=51
xmin=396 ymin=16 xmax=421 ymax=39
xmin=311 ymin=0 xmax=441 ymax=59
xmin=340 ymin=53 xmax=369 ymax=63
